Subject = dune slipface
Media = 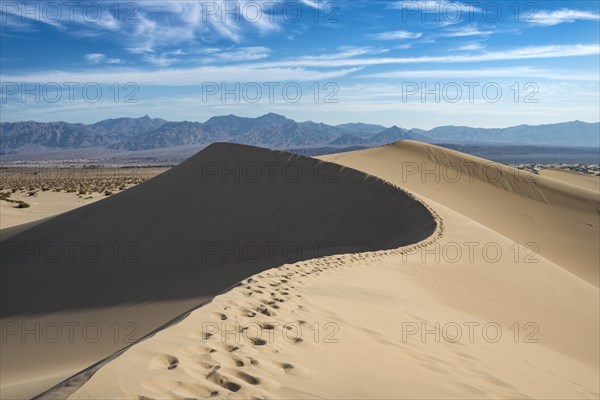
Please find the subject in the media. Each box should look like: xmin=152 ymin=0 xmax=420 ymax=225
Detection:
xmin=0 ymin=143 xmax=436 ymax=397
xmin=1 ymin=143 xmax=436 ymax=315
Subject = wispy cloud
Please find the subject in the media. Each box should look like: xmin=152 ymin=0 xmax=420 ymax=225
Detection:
xmin=0 ymin=13 xmax=38 ymax=34
xmin=440 ymin=25 xmax=494 ymax=37
xmin=291 ymin=46 xmax=390 ymax=61
xmin=3 ymin=65 xmax=361 ymax=85
xmin=388 ymin=0 xmax=480 ymax=12
xmin=84 ymin=53 xmax=106 ymax=64
xmin=140 ymin=46 xmax=271 ymax=66
xmin=299 ymin=0 xmax=320 ymax=9
xmin=204 ymin=46 xmax=271 ymax=62
xmin=9 ymin=42 xmax=598 ymax=85
xmin=121 ymin=1 xmax=283 ymax=52
xmin=533 ymin=9 xmax=600 ymax=26
xmin=386 ymin=1 xmax=480 ymax=28
xmin=260 ymin=44 xmax=600 ymax=68
xmin=84 ymin=53 xmax=123 ymax=64
xmin=1 ymin=0 xmax=284 ymax=61
xmin=452 ymin=43 xmax=486 ymax=52
xmin=368 ymin=30 xmax=423 ymax=40
xmin=360 ymin=66 xmax=599 ymax=81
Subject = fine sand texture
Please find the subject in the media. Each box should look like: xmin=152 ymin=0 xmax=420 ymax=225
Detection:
xmin=1 ymin=143 xmax=436 ymax=399
xmin=538 ymin=168 xmax=600 ymax=193
xmin=49 ymin=141 xmax=598 ymax=399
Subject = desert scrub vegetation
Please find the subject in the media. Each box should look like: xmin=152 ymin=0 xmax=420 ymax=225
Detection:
xmin=0 ymin=192 xmax=12 ymax=202
xmin=0 ymin=166 xmax=169 ymax=198
xmin=0 ymin=191 xmax=31 ymax=208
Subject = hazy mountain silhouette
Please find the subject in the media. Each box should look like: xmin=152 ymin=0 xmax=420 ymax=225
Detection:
xmin=1 ymin=114 xmax=598 ymax=155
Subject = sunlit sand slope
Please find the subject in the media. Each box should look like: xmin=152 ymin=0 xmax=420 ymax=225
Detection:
xmin=322 ymin=140 xmax=599 ymax=287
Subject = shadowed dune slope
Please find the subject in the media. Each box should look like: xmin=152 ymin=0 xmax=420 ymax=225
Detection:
xmin=320 ymin=140 xmax=600 ymax=286
xmin=1 ymin=143 xmax=436 ymax=316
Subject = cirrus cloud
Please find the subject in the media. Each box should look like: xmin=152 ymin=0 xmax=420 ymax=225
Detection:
xmin=368 ymin=30 xmax=423 ymax=40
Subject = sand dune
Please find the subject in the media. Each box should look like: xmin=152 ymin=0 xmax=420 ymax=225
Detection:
xmin=539 ymin=168 xmax=600 ymax=193
xmin=1 ymin=143 xmax=436 ymax=399
xmin=54 ymin=141 xmax=598 ymax=399
xmin=322 ymin=141 xmax=599 ymax=287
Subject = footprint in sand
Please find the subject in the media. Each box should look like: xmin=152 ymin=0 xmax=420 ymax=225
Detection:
xmin=209 ymin=312 xmax=228 ymax=321
xmin=250 ymin=338 xmax=267 ymax=346
xmin=236 ymin=371 xmax=261 ymax=385
xmin=149 ymin=354 xmax=179 ymax=370
xmin=275 ymin=362 xmax=294 ymax=372
xmin=207 ymin=371 xmax=242 ymax=393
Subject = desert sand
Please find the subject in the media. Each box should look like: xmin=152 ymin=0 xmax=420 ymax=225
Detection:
xmin=1 ymin=143 xmax=434 ymax=399
xmin=2 ymin=141 xmax=598 ymax=399
xmin=0 ymin=166 xmax=168 ymax=230
xmin=539 ymin=168 xmax=600 ymax=193
xmin=0 ymin=190 xmax=105 ymax=229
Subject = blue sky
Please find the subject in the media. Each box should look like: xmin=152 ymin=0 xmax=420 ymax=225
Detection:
xmin=1 ymin=0 xmax=599 ymax=128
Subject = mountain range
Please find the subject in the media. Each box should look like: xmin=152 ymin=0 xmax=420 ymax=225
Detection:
xmin=1 ymin=113 xmax=598 ymax=156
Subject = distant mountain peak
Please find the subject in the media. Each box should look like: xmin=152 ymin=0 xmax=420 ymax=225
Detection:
xmin=368 ymin=125 xmax=425 ymax=144
xmin=259 ymin=112 xmax=288 ymax=122
xmin=336 ymin=122 xmax=388 ymax=138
